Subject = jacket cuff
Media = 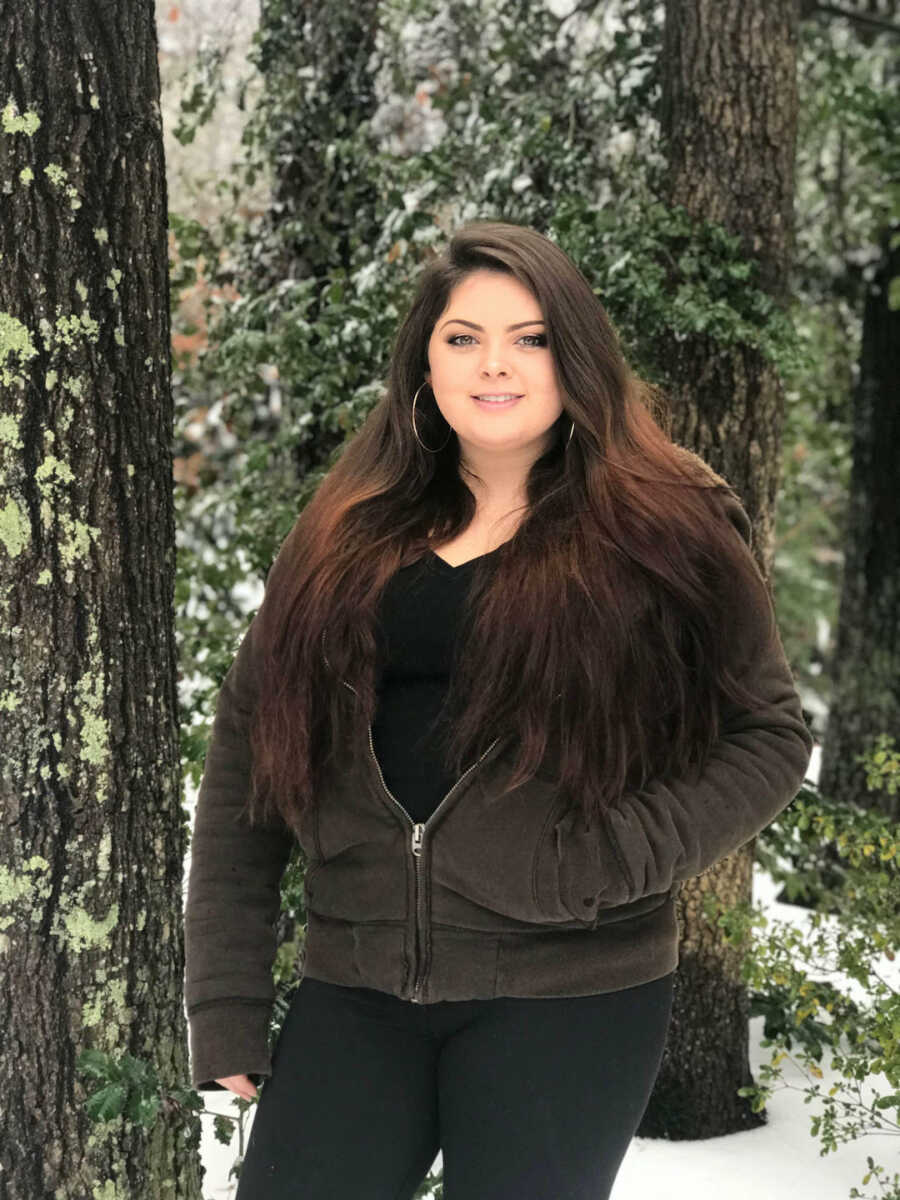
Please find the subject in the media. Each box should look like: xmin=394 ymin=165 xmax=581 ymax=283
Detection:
xmin=188 ymin=1000 xmax=274 ymax=1092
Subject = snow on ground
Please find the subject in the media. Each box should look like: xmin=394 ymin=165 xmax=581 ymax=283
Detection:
xmin=189 ymin=744 xmax=898 ymax=1200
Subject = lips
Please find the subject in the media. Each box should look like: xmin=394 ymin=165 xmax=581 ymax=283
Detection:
xmin=471 ymin=393 xmax=524 ymax=411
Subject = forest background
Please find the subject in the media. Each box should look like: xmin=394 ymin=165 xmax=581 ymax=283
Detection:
xmin=0 ymin=0 xmax=898 ymax=1197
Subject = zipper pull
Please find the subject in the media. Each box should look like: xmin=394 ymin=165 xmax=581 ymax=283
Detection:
xmin=411 ymin=824 xmax=424 ymax=856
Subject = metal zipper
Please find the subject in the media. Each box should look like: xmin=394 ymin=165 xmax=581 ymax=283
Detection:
xmin=366 ymin=723 xmax=499 ymax=1003
xmin=322 ymin=634 xmax=500 ymax=1003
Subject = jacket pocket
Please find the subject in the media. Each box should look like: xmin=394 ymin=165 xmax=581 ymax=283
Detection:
xmin=547 ymin=810 xmax=659 ymax=927
xmin=430 ymin=773 xmax=577 ymax=927
xmin=587 ymin=888 xmax=672 ymax=927
xmin=303 ymin=859 xmax=324 ymax=906
xmin=553 ymin=805 xmax=678 ymax=926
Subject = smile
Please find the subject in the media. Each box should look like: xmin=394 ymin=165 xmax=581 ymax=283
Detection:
xmin=471 ymin=394 xmax=523 ymax=409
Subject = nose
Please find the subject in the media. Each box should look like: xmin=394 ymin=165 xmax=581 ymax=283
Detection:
xmin=479 ymin=359 xmax=511 ymax=377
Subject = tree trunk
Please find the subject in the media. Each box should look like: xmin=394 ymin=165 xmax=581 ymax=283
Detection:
xmin=0 ymin=3 xmax=199 ymax=1197
xmin=817 ymin=222 xmax=900 ymax=820
xmin=221 ymin=0 xmax=384 ymax=481
xmin=243 ymin=0 xmax=383 ymax=296
xmin=642 ymin=0 xmax=802 ymax=1138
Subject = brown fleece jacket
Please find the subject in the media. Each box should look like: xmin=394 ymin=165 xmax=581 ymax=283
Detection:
xmin=183 ymin=478 xmax=813 ymax=1090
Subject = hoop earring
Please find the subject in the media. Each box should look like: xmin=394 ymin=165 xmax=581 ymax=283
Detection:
xmin=566 ymin=420 xmax=575 ymax=446
xmin=411 ymin=382 xmax=453 ymax=453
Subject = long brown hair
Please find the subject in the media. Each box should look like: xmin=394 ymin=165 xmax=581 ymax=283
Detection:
xmin=248 ymin=219 xmax=774 ymax=834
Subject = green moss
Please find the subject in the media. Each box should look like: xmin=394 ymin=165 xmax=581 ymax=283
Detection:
xmin=45 ymin=369 xmax=58 ymax=389
xmin=106 ymin=976 xmax=129 ymax=1020
xmin=0 ymin=413 xmax=23 ymax=449
xmin=0 ymin=690 xmax=21 ymax=711
xmin=81 ymin=974 xmax=130 ymax=1035
xmin=82 ymin=993 xmax=104 ymax=1028
xmin=19 ymin=166 xmax=33 ymax=184
xmin=91 ymin=1176 xmax=127 ymax=1200
xmin=73 ymin=667 xmax=110 ymax=767
xmin=84 ymin=1112 xmax=126 ymax=1151
xmin=77 ymin=709 xmax=109 ymax=764
xmin=36 ymin=568 xmax=51 ymax=585
xmin=61 ymin=902 xmax=119 ymax=953
xmin=35 ymin=453 xmax=76 ymax=487
xmin=93 ymin=227 xmax=109 ymax=245
xmin=0 ymin=857 xmax=51 ymax=923
xmin=75 ymin=280 xmax=88 ymax=303
xmin=0 ymin=311 xmax=38 ymax=387
xmin=0 ymin=498 xmax=32 ymax=558
xmin=54 ymin=311 xmax=99 ymax=348
xmin=114 ymin=326 xmax=125 ymax=347
xmin=59 ymin=518 xmax=101 ymax=569
xmin=43 ymin=163 xmax=67 ymax=186
xmin=62 ymin=376 xmax=84 ymax=398
xmin=1 ymin=101 xmax=41 ymax=136
xmin=96 ymin=830 xmax=111 ymax=877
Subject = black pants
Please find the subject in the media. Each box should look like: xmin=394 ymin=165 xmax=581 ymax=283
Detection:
xmin=234 ymin=970 xmax=675 ymax=1200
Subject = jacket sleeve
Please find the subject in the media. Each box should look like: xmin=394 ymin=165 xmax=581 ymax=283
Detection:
xmin=183 ymin=609 xmax=296 ymax=1091
xmin=555 ymin=492 xmax=814 ymax=915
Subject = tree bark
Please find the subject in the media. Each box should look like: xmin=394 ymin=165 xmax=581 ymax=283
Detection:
xmin=220 ymin=0 xmax=384 ymax=481
xmin=643 ymin=0 xmax=803 ymax=1138
xmin=817 ymin=222 xmax=900 ymax=820
xmin=0 ymin=3 xmax=199 ymax=1196
xmin=243 ymin=0 xmax=383 ymax=296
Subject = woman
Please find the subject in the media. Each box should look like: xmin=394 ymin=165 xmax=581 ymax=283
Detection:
xmin=183 ymin=220 xmax=812 ymax=1199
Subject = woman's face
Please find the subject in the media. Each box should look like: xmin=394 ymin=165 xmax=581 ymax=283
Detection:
xmin=424 ymin=270 xmax=565 ymax=465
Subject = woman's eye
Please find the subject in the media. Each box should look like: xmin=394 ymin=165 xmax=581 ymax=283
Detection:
xmin=446 ymin=333 xmax=547 ymax=347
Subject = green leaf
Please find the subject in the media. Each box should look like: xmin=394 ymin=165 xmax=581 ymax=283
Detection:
xmin=85 ymin=1083 xmax=127 ymax=1122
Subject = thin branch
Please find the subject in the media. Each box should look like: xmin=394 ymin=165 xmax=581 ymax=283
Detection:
xmin=809 ymin=2 xmax=900 ymax=35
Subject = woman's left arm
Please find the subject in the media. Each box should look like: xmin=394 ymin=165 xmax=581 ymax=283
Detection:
xmin=555 ymin=493 xmax=814 ymax=914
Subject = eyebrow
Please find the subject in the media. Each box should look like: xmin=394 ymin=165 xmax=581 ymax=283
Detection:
xmin=439 ymin=318 xmax=546 ymax=332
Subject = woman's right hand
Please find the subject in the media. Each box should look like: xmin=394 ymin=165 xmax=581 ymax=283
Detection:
xmin=215 ymin=1074 xmax=259 ymax=1101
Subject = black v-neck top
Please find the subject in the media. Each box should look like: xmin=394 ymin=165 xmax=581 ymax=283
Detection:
xmin=371 ymin=546 xmax=503 ymax=824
